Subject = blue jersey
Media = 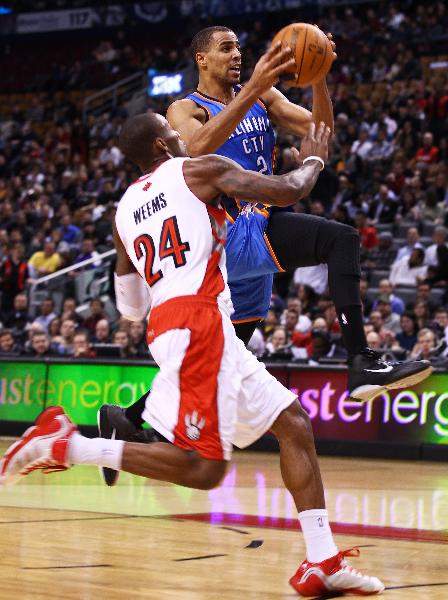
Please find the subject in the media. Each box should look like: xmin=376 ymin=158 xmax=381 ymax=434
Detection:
xmin=186 ymin=88 xmax=283 ymax=322
xmin=187 ymin=88 xmax=276 ymax=219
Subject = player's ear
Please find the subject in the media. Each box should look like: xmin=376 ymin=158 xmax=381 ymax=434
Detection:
xmin=154 ymin=137 xmax=169 ymax=155
xmin=196 ymin=52 xmax=207 ymax=69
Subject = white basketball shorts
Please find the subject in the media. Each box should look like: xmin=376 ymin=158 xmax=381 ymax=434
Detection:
xmin=142 ymin=295 xmax=296 ymax=460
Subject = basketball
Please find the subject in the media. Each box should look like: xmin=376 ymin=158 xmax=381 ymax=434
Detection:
xmin=272 ymin=23 xmax=334 ymax=87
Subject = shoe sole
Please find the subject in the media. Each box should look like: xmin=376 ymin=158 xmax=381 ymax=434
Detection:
xmin=350 ymin=365 xmax=434 ymax=403
xmin=97 ymin=407 xmax=120 ymax=487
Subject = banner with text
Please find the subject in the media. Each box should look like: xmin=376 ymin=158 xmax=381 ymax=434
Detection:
xmin=0 ymin=361 xmax=447 ymax=445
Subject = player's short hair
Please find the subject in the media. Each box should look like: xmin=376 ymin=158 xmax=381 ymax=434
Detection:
xmin=119 ymin=111 xmax=164 ymax=166
xmin=190 ymin=26 xmax=234 ymax=61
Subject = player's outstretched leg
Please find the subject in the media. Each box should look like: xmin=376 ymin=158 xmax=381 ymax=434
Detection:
xmin=98 ymin=402 xmax=169 ymax=486
xmin=1 ymin=407 xmax=226 ymax=491
xmin=270 ymin=401 xmax=384 ymax=596
xmin=266 ymin=212 xmax=433 ymax=401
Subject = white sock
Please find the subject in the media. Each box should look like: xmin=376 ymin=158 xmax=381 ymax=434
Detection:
xmin=68 ymin=433 xmax=124 ymax=471
xmin=298 ymin=509 xmax=338 ymax=563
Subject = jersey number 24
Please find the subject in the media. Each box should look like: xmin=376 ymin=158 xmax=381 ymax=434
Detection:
xmin=134 ymin=216 xmax=190 ymax=287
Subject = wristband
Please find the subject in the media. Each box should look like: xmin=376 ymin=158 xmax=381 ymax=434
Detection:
xmin=303 ymin=156 xmax=325 ymax=171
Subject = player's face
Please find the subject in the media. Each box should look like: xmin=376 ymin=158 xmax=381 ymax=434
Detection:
xmin=157 ymin=115 xmax=188 ymax=158
xmin=205 ymin=31 xmax=241 ymax=84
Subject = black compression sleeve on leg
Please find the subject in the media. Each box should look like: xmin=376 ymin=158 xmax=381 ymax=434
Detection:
xmin=233 ymin=320 xmax=260 ymax=346
xmin=314 ymin=220 xmax=367 ymax=356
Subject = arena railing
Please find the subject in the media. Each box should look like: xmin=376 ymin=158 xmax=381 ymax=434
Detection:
xmin=82 ymin=71 xmax=146 ymax=122
xmin=28 ymin=248 xmax=117 ymax=317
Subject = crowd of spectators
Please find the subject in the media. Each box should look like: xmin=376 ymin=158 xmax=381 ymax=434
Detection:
xmin=0 ymin=0 xmax=447 ymax=365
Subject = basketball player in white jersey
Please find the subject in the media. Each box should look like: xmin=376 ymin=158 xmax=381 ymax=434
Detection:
xmin=0 ymin=113 xmax=384 ymax=596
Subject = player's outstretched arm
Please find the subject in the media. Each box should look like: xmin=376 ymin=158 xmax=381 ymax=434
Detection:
xmin=183 ymin=122 xmax=330 ymax=207
xmin=167 ymin=42 xmax=295 ymax=157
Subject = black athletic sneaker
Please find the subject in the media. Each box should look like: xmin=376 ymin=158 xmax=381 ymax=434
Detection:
xmin=97 ymin=404 xmax=168 ymax=486
xmin=348 ymin=348 xmax=433 ymax=403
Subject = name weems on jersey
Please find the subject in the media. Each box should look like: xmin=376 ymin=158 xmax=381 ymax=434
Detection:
xmin=133 ymin=191 xmax=167 ymax=225
xmin=116 ymin=158 xmax=231 ymax=311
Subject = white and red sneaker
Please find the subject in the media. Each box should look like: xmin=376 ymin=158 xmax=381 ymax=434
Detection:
xmin=289 ymin=547 xmax=385 ymax=596
xmin=0 ymin=406 xmax=77 ymax=486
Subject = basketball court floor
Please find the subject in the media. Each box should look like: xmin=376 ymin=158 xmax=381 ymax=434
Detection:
xmin=0 ymin=440 xmax=447 ymax=599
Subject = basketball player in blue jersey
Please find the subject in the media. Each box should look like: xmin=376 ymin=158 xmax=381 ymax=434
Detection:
xmin=98 ymin=27 xmax=432 ymax=479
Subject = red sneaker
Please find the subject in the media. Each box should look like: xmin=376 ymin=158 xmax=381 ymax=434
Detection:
xmin=289 ymin=547 xmax=384 ymax=596
xmin=0 ymin=406 xmax=77 ymax=486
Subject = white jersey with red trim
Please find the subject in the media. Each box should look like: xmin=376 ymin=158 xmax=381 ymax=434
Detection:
xmin=115 ymin=157 xmax=233 ymax=315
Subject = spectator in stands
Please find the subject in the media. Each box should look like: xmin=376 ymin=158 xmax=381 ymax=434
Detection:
xmin=0 ymin=243 xmax=28 ymax=314
xmin=330 ymin=173 xmax=353 ymax=215
xmin=53 ymin=318 xmax=76 ymax=355
xmin=425 ymin=226 xmax=448 ymax=267
xmin=366 ymin=331 xmax=383 ymax=351
xmin=365 ymin=129 xmax=395 ymax=164
xmin=395 ymin=311 xmax=418 ymax=354
xmin=27 ymin=330 xmax=55 ymax=358
xmin=261 ymin=309 xmax=279 ymax=340
xmin=2 ymin=292 xmax=29 ymax=336
xmin=48 ymin=316 xmax=62 ymax=340
xmin=431 ymin=307 xmax=448 ymax=345
xmin=281 ymin=299 xmax=312 ymax=334
xmin=73 ymin=238 xmax=101 ymax=270
xmin=60 ymin=297 xmax=82 ymax=325
xmin=264 ymin=326 xmax=291 ymax=359
xmin=390 ymin=247 xmax=427 ymax=286
xmin=414 ymin=281 xmax=440 ymax=314
xmin=296 ymin=284 xmax=319 ymax=318
xmin=369 ymin=184 xmax=398 ymax=224
xmin=413 ymin=300 xmax=431 ymax=331
xmin=368 ymin=310 xmax=394 ymax=346
xmin=351 ymin=129 xmax=373 ymax=161
xmin=282 ymin=308 xmax=299 ymax=342
xmin=354 ymin=210 xmax=378 ymax=259
xmin=93 ymin=317 xmax=111 ymax=343
xmin=112 ymin=328 xmax=135 ymax=359
xmin=129 ymin=320 xmax=149 ymax=358
xmin=58 ymin=214 xmax=82 ymax=247
xmin=28 ymin=240 xmax=61 ymax=279
xmin=372 ymin=279 xmax=405 ymax=315
xmin=320 ymin=302 xmax=338 ymax=336
xmin=394 ymin=227 xmax=423 ymax=263
xmin=365 ymin=231 xmax=396 ymax=270
xmin=32 ymin=297 xmax=57 ymax=332
xmin=376 ymin=295 xmax=401 ymax=334
xmin=414 ymin=188 xmax=445 ymax=224
xmin=82 ymin=297 xmax=106 ymax=334
xmin=72 ymin=330 xmax=95 ymax=358
xmin=99 ymin=138 xmax=123 ymax=167
xmin=96 ymin=180 xmax=120 ymax=207
xmin=415 ymin=132 xmax=440 ymax=165
xmin=410 ymin=328 xmax=438 ymax=360
xmin=0 ymin=329 xmax=21 ymax=356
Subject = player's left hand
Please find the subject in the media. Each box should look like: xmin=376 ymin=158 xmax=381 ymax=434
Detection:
xmin=313 ymin=24 xmax=337 ymax=62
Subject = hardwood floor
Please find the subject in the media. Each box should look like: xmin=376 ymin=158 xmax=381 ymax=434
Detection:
xmin=0 ymin=441 xmax=447 ymax=599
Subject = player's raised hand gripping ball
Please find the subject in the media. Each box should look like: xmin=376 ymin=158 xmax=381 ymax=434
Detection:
xmin=271 ymin=23 xmax=335 ymax=87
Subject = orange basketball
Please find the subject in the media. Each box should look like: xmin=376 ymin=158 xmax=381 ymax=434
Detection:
xmin=272 ymin=23 xmax=333 ymax=87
